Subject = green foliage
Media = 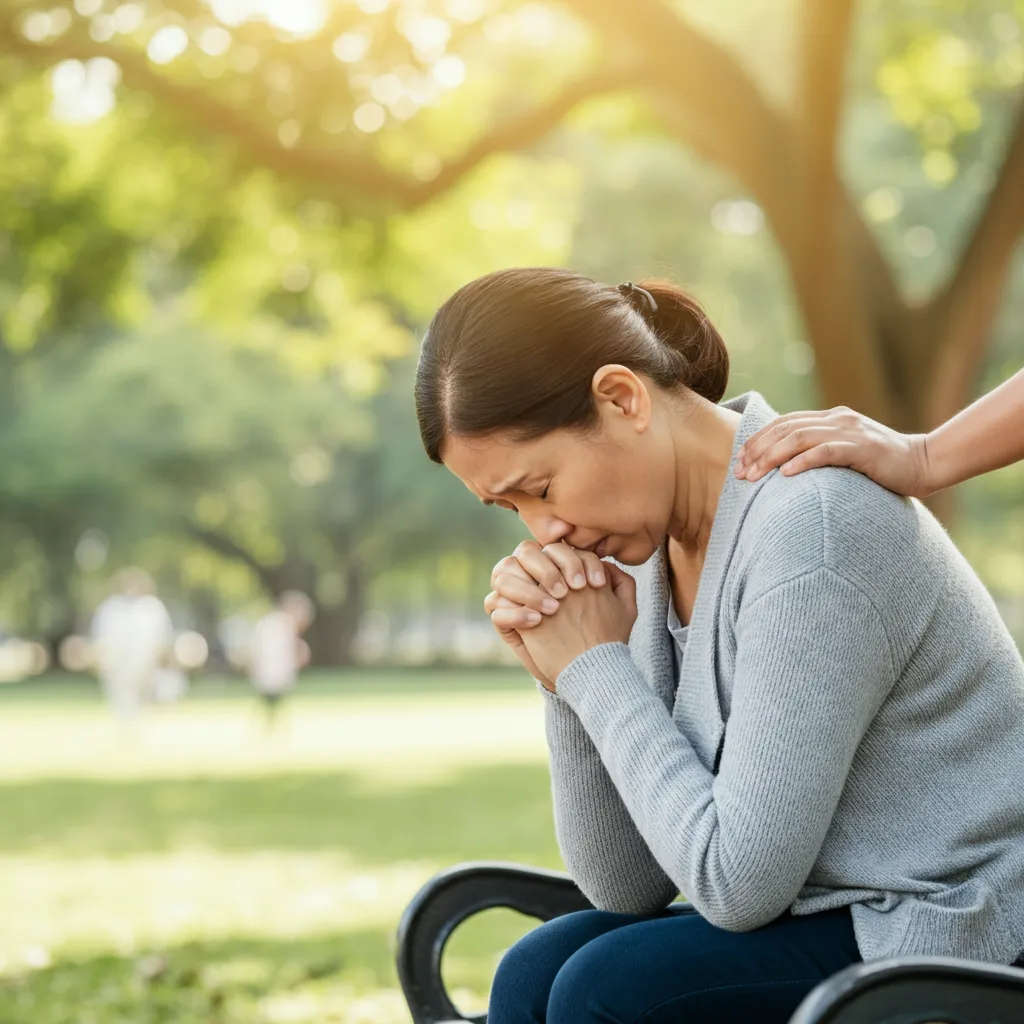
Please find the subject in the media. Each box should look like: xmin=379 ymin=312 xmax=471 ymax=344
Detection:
xmin=0 ymin=77 xmax=139 ymax=351
xmin=0 ymin=316 xmax=524 ymax=642
xmin=863 ymin=0 xmax=1024 ymax=185
xmin=0 ymin=0 xmax=1022 ymax=647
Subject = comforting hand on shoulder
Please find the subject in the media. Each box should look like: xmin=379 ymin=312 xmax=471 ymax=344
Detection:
xmin=519 ymin=563 xmax=638 ymax=685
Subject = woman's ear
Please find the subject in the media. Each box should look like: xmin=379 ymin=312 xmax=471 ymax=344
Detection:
xmin=591 ymin=364 xmax=651 ymax=434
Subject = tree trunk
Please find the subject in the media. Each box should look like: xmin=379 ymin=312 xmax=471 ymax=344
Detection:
xmin=35 ymin=520 xmax=79 ymax=671
xmin=189 ymin=528 xmax=370 ymax=666
xmin=304 ymin=605 xmax=355 ymax=667
xmin=303 ymin=561 xmax=366 ymax=667
xmin=641 ymin=3 xmax=1024 ymax=529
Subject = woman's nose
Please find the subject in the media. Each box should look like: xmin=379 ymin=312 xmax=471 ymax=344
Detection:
xmin=522 ymin=511 xmax=573 ymax=548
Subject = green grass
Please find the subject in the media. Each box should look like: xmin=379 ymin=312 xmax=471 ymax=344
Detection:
xmin=0 ymin=669 xmax=561 ymax=1023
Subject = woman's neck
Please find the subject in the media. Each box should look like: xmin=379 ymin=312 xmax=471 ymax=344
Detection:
xmin=666 ymin=397 xmax=742 ymax=553
xmin=663 ymin=398 xmax=740 ymax=625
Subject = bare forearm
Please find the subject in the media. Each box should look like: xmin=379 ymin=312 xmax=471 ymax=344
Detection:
xmin=924 ymin=368 xmax=1024 ymax=492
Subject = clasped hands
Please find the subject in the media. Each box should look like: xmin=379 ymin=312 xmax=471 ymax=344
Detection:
xmin=484 ymin=540 xmax=638 ymax=692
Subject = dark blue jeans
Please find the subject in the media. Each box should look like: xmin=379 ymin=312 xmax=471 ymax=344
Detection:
xmin=488 ymin=903 xmax=860 ymax=1024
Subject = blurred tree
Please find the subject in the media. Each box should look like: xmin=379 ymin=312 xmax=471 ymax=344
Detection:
xmin=0 ymin=317 xmax=521 ymax=662
xmin=2 ymin=0 xmax=1023 ymax=659
xmin=0 ymin=31 xmax=556 ymax=660
xmin=0 ymin=58 xmax=533 ymax=661
xmin=174 ymin=352 xmax=523 ymax=665
xmin=3 ymin=0 xmax=1021 ymax=449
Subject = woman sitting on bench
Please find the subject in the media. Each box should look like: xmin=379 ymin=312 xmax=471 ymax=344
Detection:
xmin=414 ymin=267 xmax=1024 ymax=1024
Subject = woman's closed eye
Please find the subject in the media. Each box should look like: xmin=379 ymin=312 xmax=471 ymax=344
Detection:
xmin=489 ymin=485 xmax=547 ymax=511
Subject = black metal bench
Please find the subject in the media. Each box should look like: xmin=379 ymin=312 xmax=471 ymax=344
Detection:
xmin=396 ymin=861 xmax=1024 ymax=1024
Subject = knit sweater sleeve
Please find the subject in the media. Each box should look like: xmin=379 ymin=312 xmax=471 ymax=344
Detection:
xmin=541 ymin=686 xmax=679 ymax=914
xmin=554 ymin=568 xmax=896 ymax=931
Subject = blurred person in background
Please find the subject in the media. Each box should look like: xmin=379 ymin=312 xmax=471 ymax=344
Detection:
xmin=91 ymin=567 xmax=174 ymax=723
xmin=248 ymin=590 xmax=313 ymax=729
xmin=416 ymin=268 xmax=1024 ymax=1024
xmin=734 ymin=367 xmax=1024 ymax=493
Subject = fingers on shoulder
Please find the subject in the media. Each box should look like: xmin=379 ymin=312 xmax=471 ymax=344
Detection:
xmin=741 ymin=410 xmax=820 ymax=456
xmin=782 ymin=440 xmax=857 ymax=475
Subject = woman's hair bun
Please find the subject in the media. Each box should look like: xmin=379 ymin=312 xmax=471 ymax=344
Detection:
xmin=635 ymin=279 xmax=730 ymax=403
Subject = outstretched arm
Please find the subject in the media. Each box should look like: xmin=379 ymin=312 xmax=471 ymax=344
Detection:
xmin=734 ymin=367 xmax=1024 ymax=496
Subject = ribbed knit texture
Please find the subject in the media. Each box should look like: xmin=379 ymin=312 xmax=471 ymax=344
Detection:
xmin=542 ymin=392 xmax=1024 ymax=964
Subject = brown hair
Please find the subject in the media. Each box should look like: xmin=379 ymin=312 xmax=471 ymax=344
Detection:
xmin=415 ymin=267 xmax=729 ymax=463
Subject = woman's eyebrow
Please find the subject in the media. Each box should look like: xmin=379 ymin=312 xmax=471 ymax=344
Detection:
xmin=491 ymin=473 xmax=531 ymax=496
xmin=481 ymin=473 xmax=531 ymax=506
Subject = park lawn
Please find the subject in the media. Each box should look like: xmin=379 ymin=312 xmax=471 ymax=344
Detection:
xmin=0 ymin=670 xmax=562 ymax=1024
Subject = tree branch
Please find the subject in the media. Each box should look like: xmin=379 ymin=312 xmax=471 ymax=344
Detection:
xmin=925 ymin=95 xmax=1024 ymax=424
xmin=575 ymin=0 xmax=900 ymax=316
xmin=183 ymin=522 xmax=282 ymax=595
xmin=656 ymin=83 xmax=904 ymax=344
xmin=0 ymin=19 xmax=632 ymax=210
xmin=787 ymin=0 xmax=900 ymax=417
xmin=931 ymin=95 xmax=1024 ymax=322
xmin=797 ymin=0 xmax=856 ymax=225
xmin=408 ymin=67 xmax=638 ymax=203
xmin=641 ymin=0 xmax=904 ymax=339
xmin=794 ymin=1 xmax=919 ymax=415
xmin=567 ymin=0 xmax=797 ymax=234
xmin=587 ymin=0 xmax=900 ymax=417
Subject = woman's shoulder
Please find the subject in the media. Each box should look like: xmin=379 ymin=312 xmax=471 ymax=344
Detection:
xmin=737 ymin=464 xmax=938 ymax=599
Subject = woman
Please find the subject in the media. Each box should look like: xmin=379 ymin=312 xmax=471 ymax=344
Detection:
xmin=415 ymin=267 xmax=1024 ymax=1024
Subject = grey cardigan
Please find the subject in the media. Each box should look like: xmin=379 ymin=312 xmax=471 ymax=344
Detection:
xmin=544 ymin=392 xmax=1024 ymax=964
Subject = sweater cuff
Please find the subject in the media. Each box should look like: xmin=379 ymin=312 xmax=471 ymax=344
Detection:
xmin=536 ymin=679 xmax=565 ymax=703
xmin=555 ymin=642 xmax=652 ymax=726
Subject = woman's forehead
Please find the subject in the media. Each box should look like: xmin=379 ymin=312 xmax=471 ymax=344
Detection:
xmin=442 ymin=432 xmax=550 ymax=496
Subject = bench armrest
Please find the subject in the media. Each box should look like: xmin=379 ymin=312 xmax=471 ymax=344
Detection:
xmin=395 ymin=861 xmax=592 ymax=1024
xmin=789 ymin=955 xmax=1024 ymax=1024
